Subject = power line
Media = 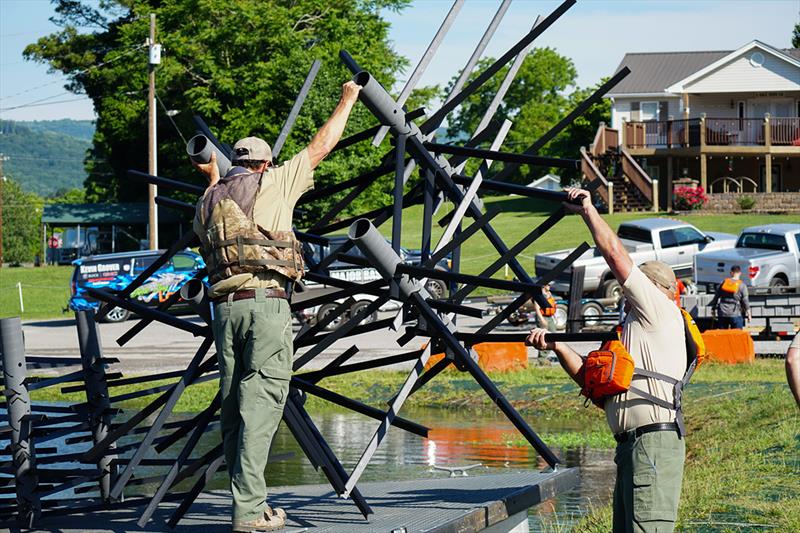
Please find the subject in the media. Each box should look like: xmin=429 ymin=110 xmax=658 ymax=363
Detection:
xmin=0 ymin=43 xmax=145 ymax=103
xmin=155 ymin=90 xmax=187 ymax=145
xmin=0 ymin=97 xmax=91 ymax=111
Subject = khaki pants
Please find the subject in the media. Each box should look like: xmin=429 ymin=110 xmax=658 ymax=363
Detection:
xmin=212 ymin=294 xmax=292 ymax=522
xmin=613 ymin=430 xmax=685 ymax=533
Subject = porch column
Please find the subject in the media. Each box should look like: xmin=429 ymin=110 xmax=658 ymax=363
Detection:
xmin=652 ymin=179 xmax=659 ymax=213
xmin=700 ymin=154 xmax=708 ymax=190
xmin=765 ymin=154 xmax=773 ymax=193
xmin=764 ymin=113 xmax=772 ymax=193
xmin=666 ymin=156 xmax=673 ymax=209
xmin=682 ymin=93 xmax=689 ymax=120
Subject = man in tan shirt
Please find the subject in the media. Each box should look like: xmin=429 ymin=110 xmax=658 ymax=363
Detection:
xmin=527 ymin=187 xmax=688 ymax=533
xmin=193 ymin=81 xmax=361 ymax=532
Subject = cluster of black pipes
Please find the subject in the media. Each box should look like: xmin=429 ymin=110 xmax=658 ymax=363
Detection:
xmin=0 ymin=0 xmax=629 ymax=528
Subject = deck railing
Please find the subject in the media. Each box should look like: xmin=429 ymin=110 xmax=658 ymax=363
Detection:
xmin=624 ymin=116 xmax=799 ymax=149
xmin=625 ymin=119 xmax=700 ymax=148
xmin=705 ymin=117 xmax=763 ymax=145
xmin=770 ymin=117 xmax=800 ymax=145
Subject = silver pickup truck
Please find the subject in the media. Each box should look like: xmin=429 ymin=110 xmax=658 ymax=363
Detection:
xmin=694 ymin=224 xmax=800 ymax=291
xmin=535 ymin=218 xmax=737 ymax=300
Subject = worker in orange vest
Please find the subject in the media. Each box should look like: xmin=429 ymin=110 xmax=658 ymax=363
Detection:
xmin=710 ymin=266 xmax=750 ymax=329
xmin=533 ymin=284 xmax=558 ymax=360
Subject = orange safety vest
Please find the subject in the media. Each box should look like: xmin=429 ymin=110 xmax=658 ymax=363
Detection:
xmin=579 ymin=308 xmax=706 ymax=436
xmin=541 ymin=296 xmax=556 ymax=317
xmin=720 ymin=277 xmax=741 ymax=295
xmin=673 ymin=279 xmax=685 ymax=306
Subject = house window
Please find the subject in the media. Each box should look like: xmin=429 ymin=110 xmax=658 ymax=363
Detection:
xmin=641 ymin=101 xmax=659 ymax=121
xmin=796 ymin=100 xmax=800 ymax=117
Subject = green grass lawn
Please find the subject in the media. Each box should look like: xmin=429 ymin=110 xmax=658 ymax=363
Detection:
xmin=378 ymin=196 xmax=799 ymax=280
xmin=0 ymin=265 xmax=73 ymax=320
xmin=3 ymin=199 xmax=797 ymax=319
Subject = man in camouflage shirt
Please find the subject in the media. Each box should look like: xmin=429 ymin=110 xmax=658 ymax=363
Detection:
xmin=193 ymin=81 xmax=361 ymax=532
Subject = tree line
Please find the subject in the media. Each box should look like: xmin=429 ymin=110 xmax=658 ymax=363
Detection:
xmin=23 ymin=1 xmax=609 ymax=215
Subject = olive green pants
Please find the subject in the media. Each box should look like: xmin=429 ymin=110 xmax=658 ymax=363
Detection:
xmin=212 ymin=294 xmax=292 ymax=523
xmin=613 ymin=430 xmax=685 ymax=533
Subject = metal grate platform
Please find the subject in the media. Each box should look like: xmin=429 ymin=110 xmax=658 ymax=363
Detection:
xmin=25 ymin=469 xmax=578 ymax=533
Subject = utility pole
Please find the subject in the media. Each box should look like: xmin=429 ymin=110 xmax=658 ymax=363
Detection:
xmin=147 ymin=13 xmax=161 ymax=250
xmin=0 ymin=153 xmax=5 ymax=268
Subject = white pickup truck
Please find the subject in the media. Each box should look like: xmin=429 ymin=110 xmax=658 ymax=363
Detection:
xmin=694 ymin=224 xmax=800 ymax=291
xmin=535 ymin=218 xmax=737 ymax=300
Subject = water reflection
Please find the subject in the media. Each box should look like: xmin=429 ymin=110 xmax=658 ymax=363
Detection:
xmin=22 ymin=405 xmax=615 ymax=531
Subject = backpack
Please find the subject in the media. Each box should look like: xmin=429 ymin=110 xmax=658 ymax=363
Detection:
xmin=579 ymin=308 xmax=705 ymax=436
xmin=720 ymin=277 xmax=742 ymax=295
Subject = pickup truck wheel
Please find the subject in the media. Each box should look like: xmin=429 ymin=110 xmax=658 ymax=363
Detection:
xmin=350 ymin=300 xmax=378 ymax=326
xmin=769 ymin=276 xmax=788 ymax=288
xmin=581 ymin=302 xmax=604 ymax=327
xmin=425 ymin=278 xmax=447 ymax=299
xmin=317 ymin=303 xmax=346 ymax=331
xmin=554 ymin=303 xmax=568 ymax=331
xmin=101 ymin=306 xmax=130 ymax=323
xmin=600 ymin=279 xmax=623 ymax=302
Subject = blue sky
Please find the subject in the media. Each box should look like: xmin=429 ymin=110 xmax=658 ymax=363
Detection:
xmin=1 ymin=0 xmax=798 ymax=122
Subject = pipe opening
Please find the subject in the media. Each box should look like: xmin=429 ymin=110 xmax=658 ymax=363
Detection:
xmin=353 ymin=71 xmax=371 ymax=88
xmin=186 ymin=135 xmax=208 ymax=157
xmin=180 ymin=279 xmax=205 ymax=301
xmin=349 ymin=219 xmax=372 ymax=240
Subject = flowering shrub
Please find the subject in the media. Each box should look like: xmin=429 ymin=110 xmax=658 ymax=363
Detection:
xmin=673 ymin=186 xmax=707 ymax=211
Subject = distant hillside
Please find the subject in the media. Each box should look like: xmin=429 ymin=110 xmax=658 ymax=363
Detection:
xmin=0 ymin=120 xmax=93 ymax=197
xmin=23 ymin=119 xmax=94 ymax=141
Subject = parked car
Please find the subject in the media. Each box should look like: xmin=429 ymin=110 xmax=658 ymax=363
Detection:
xmin=535 ymin=218 xmax=737 ymax=301
xmin=300 ymin=236 xmax=450 ymax=329
xmin=694 ymin=224 xmax=800 ymax=291
xmin=69 ymin=249 xmax=205 ymax=322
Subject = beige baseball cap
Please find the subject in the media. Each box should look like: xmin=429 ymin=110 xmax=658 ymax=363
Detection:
xmin=639 ymin=260 xmax=677 ymax=293
xmin=232 ymin=136 xmax=272 ymax=162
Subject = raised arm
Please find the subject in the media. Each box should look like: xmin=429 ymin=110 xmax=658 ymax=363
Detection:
xmin=306 ymin=81 xmax=361 ymax=169
xmin=564 ymin=187 xmax=633 ymax=284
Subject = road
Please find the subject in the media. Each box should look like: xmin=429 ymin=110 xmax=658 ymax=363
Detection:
xmin=20 ymin=306 xmax=793 ymax=374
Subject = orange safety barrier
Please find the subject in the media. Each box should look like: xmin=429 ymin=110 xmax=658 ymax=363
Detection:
xmin=425 ymin=342 xmax=528 ymax=373
xmin=701 ymin=329 xmax=755 ymax=364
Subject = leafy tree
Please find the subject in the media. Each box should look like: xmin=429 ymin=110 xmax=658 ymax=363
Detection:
xmin=793 ymin=22 xmax=800 ymax=48
xmin=444 ymin=48 xmax=610 ymax=184
xmin=47 ymin=188 xmax=87 ymax=204
xmin=1 ymin=178 xmax=44 ymax=264
xmin=545 ymin=79 xmax=611 ymax=185
xmin=24 ymin=0 xmax=411 ymax=221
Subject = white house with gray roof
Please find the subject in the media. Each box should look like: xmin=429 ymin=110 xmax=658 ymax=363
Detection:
xmin=596 ymin=40 xmax=799 ymax=208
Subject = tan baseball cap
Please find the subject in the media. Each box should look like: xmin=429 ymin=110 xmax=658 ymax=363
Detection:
xmin=640 ymin=260 xmax=677 ymax=293
xmin=232 ymin=136 xmax=272 ymax=162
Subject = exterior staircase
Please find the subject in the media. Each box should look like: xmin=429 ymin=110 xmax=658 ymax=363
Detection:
xmin=581 ymin=123 xmax=656 ymax=213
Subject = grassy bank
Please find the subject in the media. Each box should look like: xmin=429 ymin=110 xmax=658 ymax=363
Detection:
xmin=562 ymin=360 xmax=800 ymax=533
xmin=0 ymin=265 xmax=72 ymax=320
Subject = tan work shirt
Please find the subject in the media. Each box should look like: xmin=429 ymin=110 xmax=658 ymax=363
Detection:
xmin=604 ymin=265 xmax=687 ymax=434
xmin=193 ymin=149 xmax=314 ymax=298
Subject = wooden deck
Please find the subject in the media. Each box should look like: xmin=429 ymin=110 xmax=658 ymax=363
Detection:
xmin=24 ymin=469 xmax=578 ymax=533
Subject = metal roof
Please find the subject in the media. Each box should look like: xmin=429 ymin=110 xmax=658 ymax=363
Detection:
xmin=608 ymin=46 xmax=800 ymax=96
xmin=42 ymin=203 xmax=181 ymax=225
xmin=608 ymin=51 xmax=729 ymax=96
